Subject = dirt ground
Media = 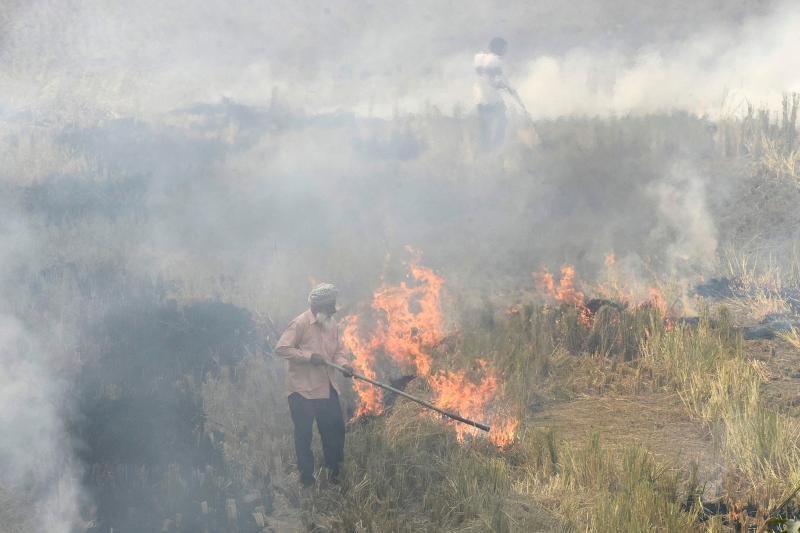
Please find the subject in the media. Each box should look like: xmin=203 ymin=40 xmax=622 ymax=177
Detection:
xmin=525 ymin=336 xmax=800 ymax=502
xmin=752 ymin=338 xmax=800 ymax=417
xmin=529 ymin=391 xmax=724 ymax=494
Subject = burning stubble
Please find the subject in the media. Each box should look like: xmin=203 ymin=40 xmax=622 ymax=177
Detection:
xmin=1 ymin=1 xmax=799 ymax=530
xmin=343 ymin=253 xmax=518 ymax=446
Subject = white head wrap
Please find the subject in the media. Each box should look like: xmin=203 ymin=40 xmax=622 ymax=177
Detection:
xmin=308 ymin=283 xmax=338 ymax=307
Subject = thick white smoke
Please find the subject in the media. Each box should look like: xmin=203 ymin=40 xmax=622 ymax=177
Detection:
xmin=649 ymin=164 xmax=719 ymax=274
xmin=0 ymin=220 xmax=80 ymax=533
xmin=2 ymin=1 xmax=796 ymax=119
xmin=0 ymin=2 xmax=796 ymax=525
xmin=516 ymin=4 xmax=800 ymax=118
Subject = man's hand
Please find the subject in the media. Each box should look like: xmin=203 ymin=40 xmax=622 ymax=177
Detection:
xmin=310 ymin=353 xmax=326 ymax=366
xmin=340 ymin=364 xmax=354 ymax=378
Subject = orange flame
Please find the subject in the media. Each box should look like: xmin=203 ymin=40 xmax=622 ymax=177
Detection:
xmin=535 ymin=265 xmax=593 ymax=325
xmin=368 ymin=261 xmax=444 ymax=376
xmin=342 ymin=318 xmax=383 ymax=417
xmin=535 ymin=265 xmax=585 ymax=307
xmin=535 ymin=255 xmax=671 ymax=323
xmin=428 ymin=361 xmax=519 ymax=446
xmin=342 ymin=252 xmax=517 ymax=446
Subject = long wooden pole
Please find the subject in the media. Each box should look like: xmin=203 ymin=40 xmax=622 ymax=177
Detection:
xmin=323 ymin=360 xmax=490 ymax=433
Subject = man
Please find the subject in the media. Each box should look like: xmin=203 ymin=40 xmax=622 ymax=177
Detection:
xmin=474 ymin=37 xmax=509 ymax=149
xmin=275 ymin=283 xmax=354 ymax=487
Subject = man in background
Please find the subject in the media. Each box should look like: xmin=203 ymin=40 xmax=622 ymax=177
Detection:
xmin=475 ymin=37 xmax=509 ymax=149
xmin=275 ymin=283 xmax=353 ymax=487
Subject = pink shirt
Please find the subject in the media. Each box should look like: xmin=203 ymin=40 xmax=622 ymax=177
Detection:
xmin=275 ymin=310 xmax=350 ymax=399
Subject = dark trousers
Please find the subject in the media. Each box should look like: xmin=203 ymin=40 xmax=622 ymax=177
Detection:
xmin=288 ymin=384 xmax=345 ymax=485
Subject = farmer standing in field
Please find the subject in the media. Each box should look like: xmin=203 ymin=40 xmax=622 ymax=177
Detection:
xmin=475 ymin=37 xmax=509 ymax=149
xmin=276 ymin=283 xmax=354 ymax=487
xmin=474 ymin=37 xmax=539 ymax=150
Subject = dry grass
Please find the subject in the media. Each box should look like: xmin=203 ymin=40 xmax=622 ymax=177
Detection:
xmin=307 ymin=402 xmax=560 ymax=533
xmin=307 ymin=401 xmax=709 ymax=533
xmin=553 ymin=436 xmax=700 ymax=532
xmin=641 ymin=308 xmax=800 ymax=525
xmin=760 ymin=136 xmax=800 ymax=184
xmin=758 ymin=94 xmax=800 ymax=184
xmin=459 ymin=302 xmax=665 ymax=411
xmin=778 ymin=327 xmax=800 ymax=351
xmin=5 ymin=92 xmax=799 ymax=532
xmin=529 ymin=393 xmax=721 ymax=486
xmin=722 ymin=249 xmax=795 ymax=322
xmin=296 ymin=303 xmax=711 ymax=532
xmin=202 ymin=354 xmax=290 ymax=491
xmin=199 ymin=296 xmax=800 ymax=531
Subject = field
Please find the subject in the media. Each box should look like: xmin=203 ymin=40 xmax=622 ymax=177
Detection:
xmin=1 ymin=90 xmax=799 ymax=533
xmin=209 ymin=261 xmax=800 ymax=532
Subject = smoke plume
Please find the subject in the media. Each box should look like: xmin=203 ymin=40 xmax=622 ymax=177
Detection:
xmin=0 ymin=1 xmax=797 ymax=528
